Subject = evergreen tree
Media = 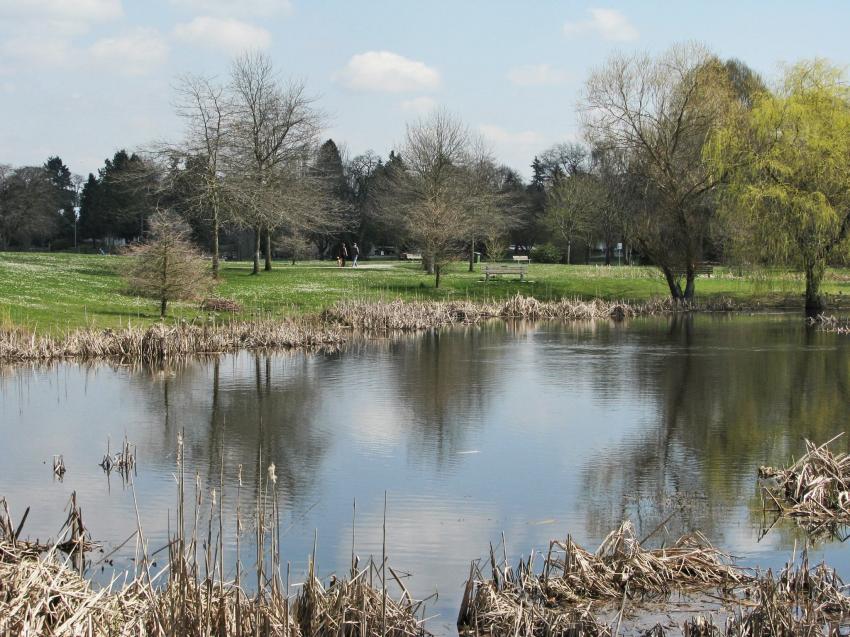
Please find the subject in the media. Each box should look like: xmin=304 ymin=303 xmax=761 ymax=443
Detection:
xmin=44 ymin=156 xmax=77 ymax=242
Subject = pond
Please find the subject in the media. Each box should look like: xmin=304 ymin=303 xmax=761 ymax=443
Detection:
xmin=2 ymin=313 xmax=850 ymax=634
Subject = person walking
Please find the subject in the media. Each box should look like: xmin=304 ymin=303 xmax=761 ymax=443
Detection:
xmin=351 ymin=242 xmax=360 ymax=267
xmin=337 ymin=242 xmax=348 ymax=268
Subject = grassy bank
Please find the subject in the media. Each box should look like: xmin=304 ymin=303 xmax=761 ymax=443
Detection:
xmin=3 ymin=251 xmax=850 ymax=333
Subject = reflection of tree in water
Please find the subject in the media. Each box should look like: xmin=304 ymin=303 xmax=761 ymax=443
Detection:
xmin=127 ymin=351 xmax=332 ymax=512
xmin=581 ymin=314 xmax=850 ymax=544
xmin=382 ymin=322 xmax=508 ymax=468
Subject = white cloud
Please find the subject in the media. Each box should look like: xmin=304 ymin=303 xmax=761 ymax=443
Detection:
xmin=479 ymin=124 xmax=544 ymax=147
xmin=89 ymin=28 xmax=169 ymax=76
xmin=507 ymin=64 xmax=570 ymax=87
xmin=337 ymin=51 xmax=440 ymax=93
xmin=400 ymin=96 xmax=437 ymax=114
xmin=174 ymin=17 xmax=271 ymax=53
xmin=563 ymin=8 xmax=638 ymax=42
xmin=1 ymin=35 xmax=75 ymax=68
xmin=170 ymin=0 xmax=291 ymax=17
xmin=0 ymin=0 xmax=122 ymax=35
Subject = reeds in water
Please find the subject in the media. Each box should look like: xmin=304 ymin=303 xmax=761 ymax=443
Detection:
xmin=808 ymin=314 xmax=850 ymax=334
xmin=0 ymin=319 xmax=346 ymax=363
xmin=0 ymin=435 xmax=433 ymax=636
xmin=99 ymin=435 xmax=136 ymax=479
xmin=458 ymin=521 xmax=850 ymax=636
xmin=458 ymin=521 xmax=747 ymax=636
xmin=326 ymin=295 xmax=740 ymax=332
xmin=759 ymin=434 xmax=850 ymax=521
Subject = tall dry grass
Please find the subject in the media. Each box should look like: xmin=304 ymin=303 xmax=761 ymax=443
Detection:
xmin=0 ymin=435 xmax=432 ymax=637
xmin=0 ymin=319 xmax=346 ymax=363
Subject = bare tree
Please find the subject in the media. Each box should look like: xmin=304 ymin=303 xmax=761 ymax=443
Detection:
xmin=125 ymin=210 xmax=214 ymax=317
xmin=169 ymin=73 xmax=232 ymax=278
xmin=545 ymin=175 xmax=598 ymax=264
xmin=581 ymin=43 xmax=739 ymax=300
xmin=378 ymin=110 xmax=480 ymax=287
xmin=466 ymin=153 xmax=517 ymax=270
xmin=227 ymin=52 xmax=323 ymax=274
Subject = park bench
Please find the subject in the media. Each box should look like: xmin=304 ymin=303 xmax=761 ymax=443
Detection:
xmin=484 ymin=263 xmax=528 ymax=282
xmin=512 ymin=255 xmax=530 ymax=263
xmin=402 ymin=253 xmax=422 ymax=262
xmin=694 ymin=262 xmax=715 ymax=277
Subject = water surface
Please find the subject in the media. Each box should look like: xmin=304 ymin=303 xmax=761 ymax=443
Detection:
xmin=2 ymin=314 xmax=850 ymax=634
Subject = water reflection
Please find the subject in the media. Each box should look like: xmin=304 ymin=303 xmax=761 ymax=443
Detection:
xmin=3 ymin=315 xmax=850 ymax=634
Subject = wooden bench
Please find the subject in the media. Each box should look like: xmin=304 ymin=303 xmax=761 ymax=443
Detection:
xmin=402 ymin=253 xmax=422 ymax=262
xmin=694 ymin=263 xmax=715 ymax=277
xmin=485 ymin=263 xmax=528 ymax=282
xmin=512 ymin=255 xmax=530 ymax=263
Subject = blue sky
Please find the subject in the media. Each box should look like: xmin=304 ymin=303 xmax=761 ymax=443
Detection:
xmin=1 ymin=0 xmax=849 ymax=180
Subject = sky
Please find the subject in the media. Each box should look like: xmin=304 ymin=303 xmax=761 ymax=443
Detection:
xmin=2 ymin=0 xmax=850 ymax=181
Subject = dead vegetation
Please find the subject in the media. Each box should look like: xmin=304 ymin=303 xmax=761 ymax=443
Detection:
xmin=2 ymin=294 xmax=742 ymax=363
xmin=326 ymin=294 xmax=740 ymax=332
xmin=759 ymin=435 xmax=850 ymax=522
xmin=808 ymin=314 xmax=850 ymax=334
xmin=99 ymin=435 xmax=137 ymax=479
xmin=0 ymin=435 xmax=432 ymax=636
xmin=0 ymin=319 xmax=345 ymax=363
xmin=458 ymin=522 xmax=850 ymax=636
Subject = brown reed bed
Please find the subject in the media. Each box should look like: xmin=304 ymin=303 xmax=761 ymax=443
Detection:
xmin=759 ymin=435 xmax=850 ymax=522
xmin=325 ymin=294 xmax=740 ymax=332
xmin=458 ymin=522 xmax=850 ymax=636
xmin=1 ymin=294 xmax=740 ymax=364
xmin=0 ymin=318 xmax=346 ymax=363
xmin=0 ymin=434 xmax=432 ymax=636
xmin=808 ymin=314 xmax=850 ymax=334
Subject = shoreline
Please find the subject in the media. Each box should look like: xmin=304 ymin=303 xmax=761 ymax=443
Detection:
xmin=0 ymin=294 xmax=758 ymax=364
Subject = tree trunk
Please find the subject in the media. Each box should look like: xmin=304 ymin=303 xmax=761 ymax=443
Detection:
xmin=661 ymin=266 xmax=684 ymax=302
xmin=435 ymin=264 xmax=441 ymax=288
xmin=160 ymin=298 xmax=167 ymax=318
xmin=604 ymin=242 xmax=612 ymax=266
xmin=264 ymin=228 xmax=272 ymax=271
xmin=211 ymin=210 xmax=220 ymax=278
xmin=468 ymin=234 xmax=475 ymax=273
xmin=252 ymin=226 xmax=261 ymax=275
xmin=567 ymin=242 xmax=571 ymax=265
xmin=683 ymin=264 xmax=696 ymax=301
xmin=805 ymin=262 xmax=825 ymax=315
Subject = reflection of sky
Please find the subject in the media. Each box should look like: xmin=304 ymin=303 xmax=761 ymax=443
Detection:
xmin=2 ymin=315 xmax=850 ymax=634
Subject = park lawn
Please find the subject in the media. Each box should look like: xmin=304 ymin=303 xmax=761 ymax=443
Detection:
xmin=1 ymin=251 xmax=849 ymax=333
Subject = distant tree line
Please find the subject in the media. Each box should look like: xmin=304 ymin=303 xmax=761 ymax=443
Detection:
xmin=4 ymin=46 xmax=850 ymax=305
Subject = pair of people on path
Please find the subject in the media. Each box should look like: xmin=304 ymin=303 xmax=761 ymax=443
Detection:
xmin=337 ymin=242 xmax=360 ymax=268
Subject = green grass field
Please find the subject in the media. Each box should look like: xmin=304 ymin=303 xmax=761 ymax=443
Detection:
xmin=2 ymin=251 xmax=848 ymax=333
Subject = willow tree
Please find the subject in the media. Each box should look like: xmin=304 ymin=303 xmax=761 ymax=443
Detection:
xmin=707 ymin=60 xmax=850 ymax=313
xmin=581 ymin=43 xmax=742 ymax=301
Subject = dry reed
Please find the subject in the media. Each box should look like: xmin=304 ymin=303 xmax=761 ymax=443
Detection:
xmin=0 ymin=319 xmax=346 ymax=363
xmin=0 ymin=436 xmax=432 ymax=636
xmin=458 ymin=522 xmax=748 ymax=636
xmin=458 ymin=522 xmax=850 ymax=636
xmin=808 ymin=315 xmax=850 ymax=334
xmin=759 ymin=435 xmax=850 ymax=521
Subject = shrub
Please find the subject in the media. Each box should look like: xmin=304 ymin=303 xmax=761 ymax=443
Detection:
xmin=125 ymin=211 xmax=214 ymax=317
xmin=530 ymin=243 xmax=562 ymax=264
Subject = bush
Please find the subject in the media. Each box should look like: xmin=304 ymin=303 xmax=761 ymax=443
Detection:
xmin=530 ymin=243 xmax=562 ymax=264
xmin=125 ymin=211 xmax=214 ymax=317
